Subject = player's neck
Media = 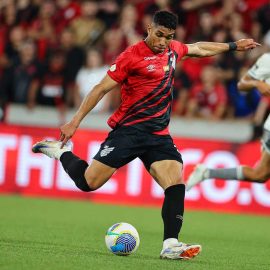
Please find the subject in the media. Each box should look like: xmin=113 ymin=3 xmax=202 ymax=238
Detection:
xmin=144 ymin=38 xmax=167 ymax=55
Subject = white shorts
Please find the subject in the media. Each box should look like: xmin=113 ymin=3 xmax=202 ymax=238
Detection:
xmin=261 ymin=129 xmax=270 ymax=154
xmin=263 ymin=114 xmax=270 ymax=131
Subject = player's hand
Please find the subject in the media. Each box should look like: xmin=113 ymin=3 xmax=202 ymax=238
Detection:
xmin=59 ymin=121 xmax=78 ymax=148
xmin=235 ymin=39 xmax=261 ymax=51
xmin=255 ymin=81 xmax=270 ymax=96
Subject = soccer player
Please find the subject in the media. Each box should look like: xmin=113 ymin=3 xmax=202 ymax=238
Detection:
xmin=186 ymin=52 xmax=270 ymax=191
xmin=32 ymin=11 xmax=259 ymax=260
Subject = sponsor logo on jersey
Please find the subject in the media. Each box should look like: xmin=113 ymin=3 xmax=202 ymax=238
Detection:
xmin=110 ymin=64 xmax=116 ymax=72
xmin=100 ymin=145 xmax=115 ymax=157
xmin=144 ymin=56 xmax=156 ymax=60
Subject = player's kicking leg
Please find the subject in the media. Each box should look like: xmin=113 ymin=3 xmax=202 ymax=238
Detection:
xmin=32 ymin=140 xmax=116 ymax=192
xmin=186 ymin=163 xmax=246 ymax=191
xmin=186 ymin=151 xmax=270 ymax=191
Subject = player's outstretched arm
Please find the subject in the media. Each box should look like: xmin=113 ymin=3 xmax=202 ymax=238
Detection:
xmin=238 ymin=74 xmax=270 ymax=96
xmin=60 ymin=75 xmax=118 ymax=146
xmin=186 ymin=39 xmax=260 ymax=58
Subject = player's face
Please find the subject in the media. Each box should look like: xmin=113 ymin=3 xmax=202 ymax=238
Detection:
xmin=146 ymin=24 xmax=175 ymax=53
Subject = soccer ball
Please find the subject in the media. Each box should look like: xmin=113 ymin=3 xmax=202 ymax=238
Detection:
xmin=105 ymin=222 xmax=140 ymax=256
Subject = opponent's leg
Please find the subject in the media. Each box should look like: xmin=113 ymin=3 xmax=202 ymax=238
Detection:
xmin=186 ymin=164 xmax=242 ymax=191
xmin=149 ymin=160 xmax=201 ymax=260
xmin=242 ymin=151 xmax=270 ymax=182
xmin=186 ymin=151 xmax=270 ymax=191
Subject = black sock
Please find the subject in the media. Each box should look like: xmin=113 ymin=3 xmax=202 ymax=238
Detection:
xmin=60 ymin=152 xmax=91 ymax=192
xmin=162 ymin=184 xmax=185 ymax=241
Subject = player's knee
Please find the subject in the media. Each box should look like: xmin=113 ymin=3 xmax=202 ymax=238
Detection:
xmin=172 ymin=179 xmax=184 ymax=188
xmin=166 ymin=178 xmax=183 ymax=185
xmin=85 ymin=174 xmax=108 ymax=191
xmin=85 ymin=179 xmax=99 ymax=191
xmin=256 ymin=174 xmax=269 ymax=183
xmin=252 ymin=169 xmax=270 ymax=183
xmin=73 ymin=177 xmax=93 ymax=192
xmin=76 ymin=176 xmax=99 ymax=192
xmin=150 ymin=170 xmax=183 ymax=189
xmin=157 ymin=174 xmax=183 ymax=188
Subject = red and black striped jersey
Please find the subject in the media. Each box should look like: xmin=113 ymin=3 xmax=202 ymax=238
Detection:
xmin=107 ymin=40 xmax=188 ymax=135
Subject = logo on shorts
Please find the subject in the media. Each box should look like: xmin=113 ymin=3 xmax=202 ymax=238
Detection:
xmin=176 ymin=215 xmax=183 ymax=221
xmin=174 ymin=144 xmax=180 ymax=153
xmin=100 ymin=145 xmax=115 ymax=157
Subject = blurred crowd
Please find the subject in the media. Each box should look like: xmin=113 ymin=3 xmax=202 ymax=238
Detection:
xmin=0 ymin=0 xmax=270 ymax=127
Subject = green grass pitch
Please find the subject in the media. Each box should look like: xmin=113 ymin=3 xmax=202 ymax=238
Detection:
xmin=0 ymin=195 xmax=269 ymax=270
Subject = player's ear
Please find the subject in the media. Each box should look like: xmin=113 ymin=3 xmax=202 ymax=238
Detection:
xmin=147 ymin=24 xmax=152 ymax=35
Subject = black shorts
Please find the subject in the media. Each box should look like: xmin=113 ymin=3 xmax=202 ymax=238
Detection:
xmin=93 ymin=126 xmax=183 ymax=170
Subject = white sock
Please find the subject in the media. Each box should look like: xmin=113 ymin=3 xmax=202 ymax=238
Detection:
xmin=204 ymin=168 xmax=210 ymax=179
xmin=236 ymin=166 xmax=245 ymax=180
xmin=163 ymin=238 xmax=178 ymax=249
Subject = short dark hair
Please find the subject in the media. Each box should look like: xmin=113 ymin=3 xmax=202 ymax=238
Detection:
xmin=153 ymin=10 xmax=178 ymax=30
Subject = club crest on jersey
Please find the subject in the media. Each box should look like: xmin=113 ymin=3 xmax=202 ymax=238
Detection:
xmin=147 ymin=64 xmax=156 ymax=72
xmin=100 ymin=145 xmax=115 ymax=157
xmin=110 ymin=64 xmax=116 ymax=72
xmin=163 ymin=65 xmax=169 ymax=72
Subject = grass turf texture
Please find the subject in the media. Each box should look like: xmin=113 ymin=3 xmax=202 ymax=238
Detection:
xmin=0 ymin=195 xmax=269 ymax=270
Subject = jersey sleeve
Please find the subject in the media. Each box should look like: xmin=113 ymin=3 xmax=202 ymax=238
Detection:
xmin=170 ymin=40 xmax=188 ymax=62
xmin=107 ymin=49 xmax=132 ymax=83
xmin=248 ymin=54 xmax=270 ymax=82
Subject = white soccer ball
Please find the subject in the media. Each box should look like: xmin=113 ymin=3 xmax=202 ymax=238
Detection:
xmin=105 ymin=222 xmax=140 ymax=256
